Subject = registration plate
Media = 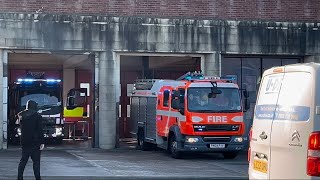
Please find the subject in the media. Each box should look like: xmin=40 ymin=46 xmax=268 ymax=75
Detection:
xmin=253 ymin=159 xmax=268 ymax=174
xmin=209 ymin=144 xmax=225 ymax=148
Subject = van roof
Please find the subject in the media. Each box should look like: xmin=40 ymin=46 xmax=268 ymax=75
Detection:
xmin=263 ymin=62 xmax=320 ymax=76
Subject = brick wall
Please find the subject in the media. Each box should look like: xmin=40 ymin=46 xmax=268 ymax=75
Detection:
xmin=0 ymin=0 xmax=318 ymax=21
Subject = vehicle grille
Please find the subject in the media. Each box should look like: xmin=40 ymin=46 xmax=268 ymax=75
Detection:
xmin=203 ymin=136 xmax=231 ymax=142
xmin=194 ymin=124 xmax=240 ymax=132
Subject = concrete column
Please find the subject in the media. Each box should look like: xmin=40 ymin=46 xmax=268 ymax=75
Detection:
xmin=304 ymin=55 xmax=320 ymax=63
xmin=0 ymin=50 xmax=8 ymax=149
xmin=202 ymin=53 xmax=221 ymax=76
xmin=63 ymin=69 xmax=75 ymax=104
xmin=94 ymin=53 xmax=100 ymax=148
xmin=98 ymin=51 xmax=119 ymax=149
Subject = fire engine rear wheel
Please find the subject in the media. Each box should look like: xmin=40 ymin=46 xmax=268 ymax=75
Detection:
xmin=222 ymin=152 xmax=238 ymax=159
xmin=169 ymin=135 xmax=182 ymax=159
xmin=137 ymin=130 xmax=149 ymax=151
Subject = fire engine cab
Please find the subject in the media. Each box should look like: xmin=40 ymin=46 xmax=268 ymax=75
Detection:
xmin=129 ymin=72 xmax=250 ymax=159
xmin=8 ymin=73 xmax=64 ymax=144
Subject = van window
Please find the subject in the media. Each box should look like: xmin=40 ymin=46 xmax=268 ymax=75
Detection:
xmin=255 ymin=72 xmax=311 ymax=121
xmin=163 ymin=90 xmax=170 ymax=107
xmin=275 ymin=72 xmax=311 ymax=121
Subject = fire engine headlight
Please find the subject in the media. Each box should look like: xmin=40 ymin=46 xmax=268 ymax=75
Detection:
xmin=17 ymin=128 xmax=21 ymax=136
xmin=185 ymin=137 xmax=199 ymax=143
xmin=55 ymin=127 xmax=63 ymax=136
xmin=234 ymin=137 xmax=243 ymax=143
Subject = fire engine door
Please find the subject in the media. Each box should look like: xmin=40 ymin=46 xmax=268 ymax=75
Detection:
xmin=157 ymin=86 xmax=173 ymax=137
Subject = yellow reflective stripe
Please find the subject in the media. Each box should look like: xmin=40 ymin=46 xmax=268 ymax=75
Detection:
xmin=64 ymin=107 xmax=84 ymax=117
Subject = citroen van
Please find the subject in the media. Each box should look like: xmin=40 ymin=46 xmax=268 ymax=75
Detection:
xmin=249 ymin=62 xmax=320 ymax=179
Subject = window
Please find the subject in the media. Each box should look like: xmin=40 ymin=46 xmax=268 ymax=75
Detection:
xmin=178 ymin=88 xmax=185 ymax=104
xmin=163 ymin=90 xmax=170 ymax=107
xmin=171 ymin=89 xmax=185 ymax=109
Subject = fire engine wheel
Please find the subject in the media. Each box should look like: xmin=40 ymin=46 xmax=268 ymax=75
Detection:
xmin=169 ymin=135 xmax=182 ymax=159
xmin=222 ymin=152 xmax=238 ymax=159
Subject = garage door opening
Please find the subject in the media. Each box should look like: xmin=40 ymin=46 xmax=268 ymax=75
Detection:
xmin=7 ymin=52 xmax=95 ymax=149
xmin=119 ymin=55 xmax=201 ymax=147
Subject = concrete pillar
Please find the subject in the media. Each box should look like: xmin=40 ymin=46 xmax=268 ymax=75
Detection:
xmin=202 ymin=53 xmax=221 ymax=76
xmin=94 ymin=53 xmax=100 ymax=148
xmin=305 ymin=55 xmax=320 ymax=63
xmin=63 ymin=69 xmax=75 ymax=104
xmin=98 ymin=51 xmax=119 ymax=149
xmin=0 ymin=50 xmax=8 ymax=149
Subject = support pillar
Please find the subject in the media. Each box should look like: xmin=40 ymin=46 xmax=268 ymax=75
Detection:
xmin=202 ymin=53 xmax=221 ymax=76
xmin=0 ymin=50 xmax=8 ymax=149
xmin=98 ymin=51 xmax=119 ymax=149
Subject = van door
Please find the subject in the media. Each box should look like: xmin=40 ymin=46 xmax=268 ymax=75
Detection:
xmin=249 ymin=72 xmax=284 ymax=179
xmin=269 ymin=72 xmax=312 ymax=179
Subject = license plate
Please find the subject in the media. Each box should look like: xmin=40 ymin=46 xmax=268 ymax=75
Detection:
xmin=253 ymin=159 xmax=268 ymax=174
xmin=209 ymin=144 xmax=225 ymax=148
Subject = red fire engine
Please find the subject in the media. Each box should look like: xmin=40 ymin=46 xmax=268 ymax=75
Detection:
xmin=129 ymin=72 xmax=250 ymax=159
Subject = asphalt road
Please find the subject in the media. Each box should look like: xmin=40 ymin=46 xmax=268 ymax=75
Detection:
xmin=0 ymin=140 xmax=249 ymax=180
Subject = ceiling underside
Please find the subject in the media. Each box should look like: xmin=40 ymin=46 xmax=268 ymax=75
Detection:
xmin=8 ymin=53 xmax=92 ymax=70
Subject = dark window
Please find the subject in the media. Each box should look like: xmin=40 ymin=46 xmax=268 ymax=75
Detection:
xmin=178 ymin=88 xmax=185 ymax=104
xmin=171 ymin=89 xmax=185 ymax=109
xmin=163 ymin=90 xmax=170 ymax=107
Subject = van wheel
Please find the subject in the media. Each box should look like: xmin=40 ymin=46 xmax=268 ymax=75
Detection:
xmin=223 ymin=152 xmax=238 ymax=159
xmin=137 ymin=130 xmax=149 ymax=151
xmin=169 ymin=135 xmax=182 ymax=159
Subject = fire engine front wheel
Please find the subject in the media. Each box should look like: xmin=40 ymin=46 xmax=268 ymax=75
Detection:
xmin=169 ymin=135 xmax=182 ymax=159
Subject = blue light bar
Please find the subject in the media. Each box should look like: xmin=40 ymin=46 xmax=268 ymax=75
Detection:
xmin=46 ymin=79 xmax=61 ymax=83
xmin=185 ymin=74 xmax=204 ymax=80
xmin=17 ymin=79 xmax=61 ymax=83
xmin=17 ymin=78 xmax=36 ymax=82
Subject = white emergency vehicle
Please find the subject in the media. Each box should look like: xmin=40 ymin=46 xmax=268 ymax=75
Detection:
xmin=249 ymin=62 xmax=320 ymax=179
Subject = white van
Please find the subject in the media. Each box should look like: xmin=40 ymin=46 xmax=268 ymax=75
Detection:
xmin=248 ymin=63 xmax=320 ymax=179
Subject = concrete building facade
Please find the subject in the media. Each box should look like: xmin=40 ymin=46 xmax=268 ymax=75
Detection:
xmin=0 ymin=0 xmax=319 ymax=149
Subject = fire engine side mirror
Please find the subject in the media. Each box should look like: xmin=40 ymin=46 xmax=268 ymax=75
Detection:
xmin=244 ymin=99 xmax=250 ymax=111
xmin=172 ymin=90 xmax=180 ymax=98
xmin=243 ymin=90 xmax=249 ymax=98
xmin=171 ymin=99 xmax=180 ymax=109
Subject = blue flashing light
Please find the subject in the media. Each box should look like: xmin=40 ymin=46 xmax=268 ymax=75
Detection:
xmin=16 ymin=78 xmax=61 ymax=83
xmin=46 ymin=79 xmax=61 ymax=83
xmin=221 ymin=77 xmax=236 ymax=80
xmin=185 ymin=75 xmax=204 ymax=80
xmin=17 ymin=79 xmax=35 ymax=83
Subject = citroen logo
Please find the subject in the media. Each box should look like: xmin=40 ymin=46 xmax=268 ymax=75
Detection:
xmin=292 ymin=130 xmax=300 ymax=142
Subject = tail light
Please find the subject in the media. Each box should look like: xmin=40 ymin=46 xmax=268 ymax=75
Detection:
xmin=248 ymin=127 xmax=253 ymax=162
xmin=307 ymin=132 xmax=320 ymax=176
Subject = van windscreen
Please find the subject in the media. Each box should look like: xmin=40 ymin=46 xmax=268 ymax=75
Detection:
xmin=255 ymin=72 xmax=311 ymax=121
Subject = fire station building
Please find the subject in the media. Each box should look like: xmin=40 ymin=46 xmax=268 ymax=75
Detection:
xmin=0 ymin=1 xmax=319 ymax=149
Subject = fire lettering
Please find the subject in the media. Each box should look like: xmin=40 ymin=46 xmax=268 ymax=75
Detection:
xmin=207 ymin=116 xmax=227 ymax=123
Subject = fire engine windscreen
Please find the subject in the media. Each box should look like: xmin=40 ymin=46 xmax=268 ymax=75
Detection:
xmin=20 ymin=91 xmax=61 ymax=115
xmin=187 ymin=87 xmax=241 ymax=112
